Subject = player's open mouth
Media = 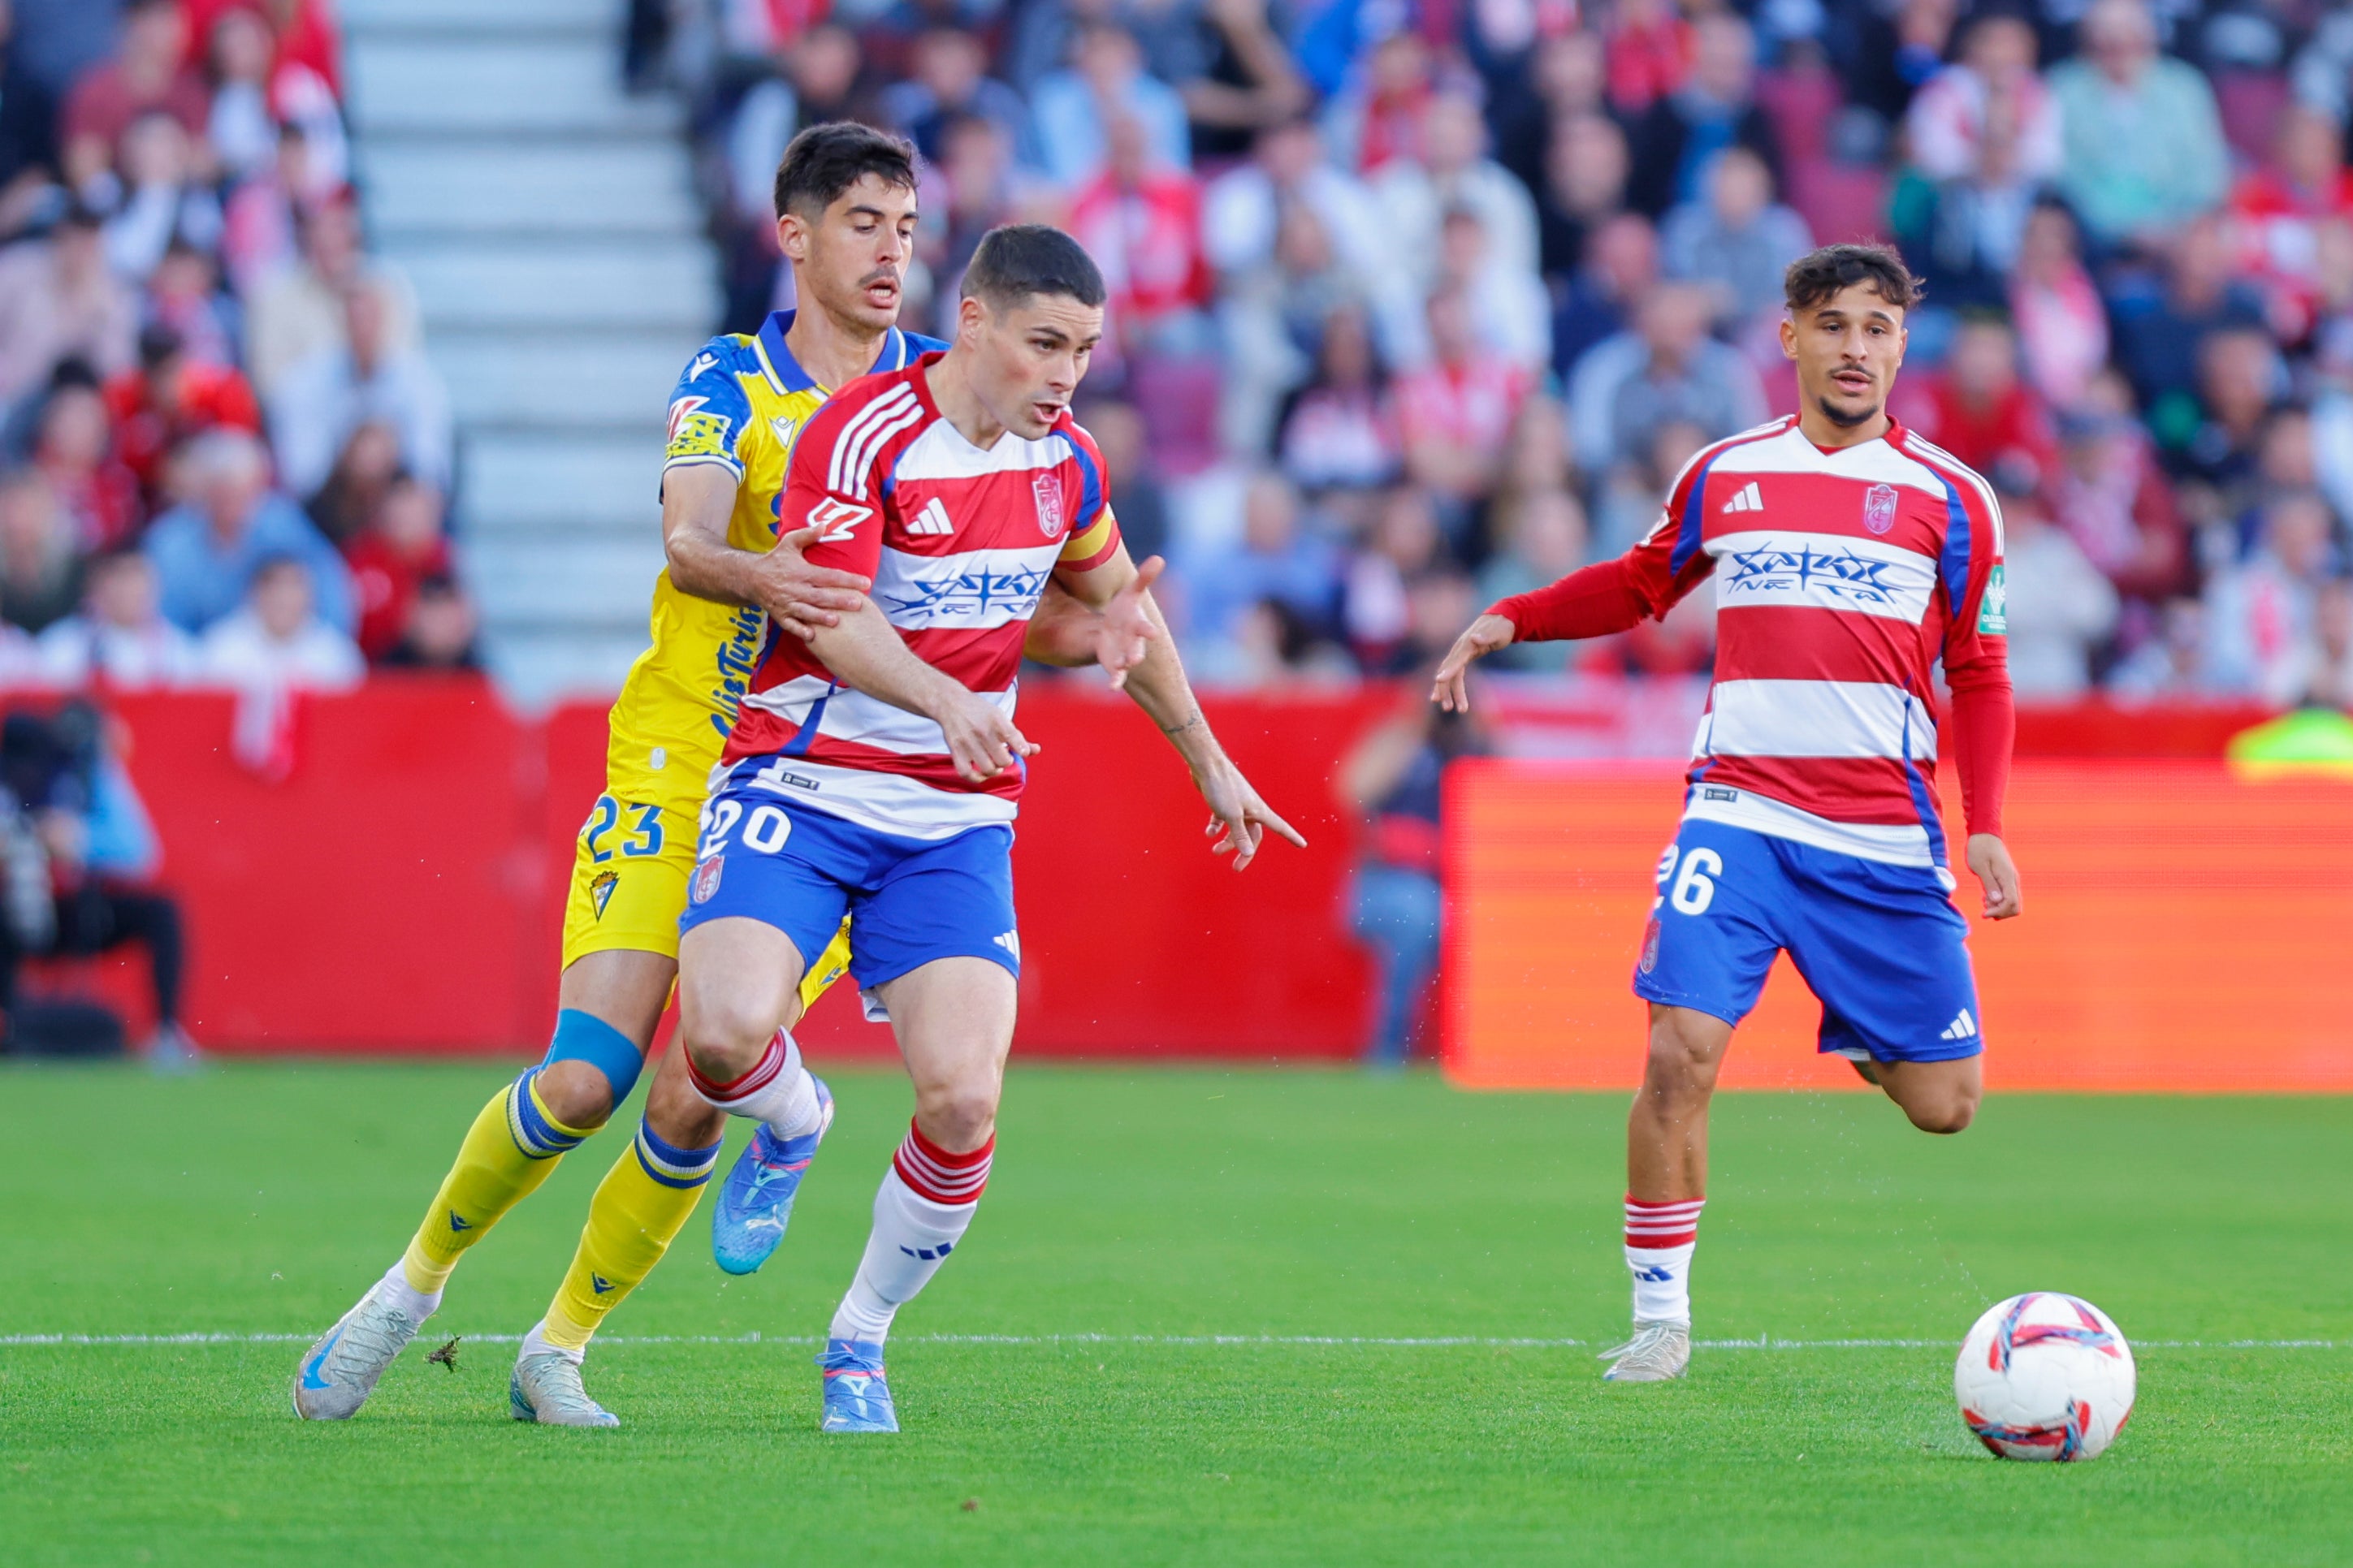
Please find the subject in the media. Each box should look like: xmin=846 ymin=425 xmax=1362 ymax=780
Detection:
xmin=1032 ymin=401 xmax=1064 ymax=424
xmin=1832 ymin=370 xmax=1873 ymax=394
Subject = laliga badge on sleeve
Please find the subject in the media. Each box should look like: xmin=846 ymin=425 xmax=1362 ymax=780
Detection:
xmin=1978 ymin=564 xmax=2008 ymax=635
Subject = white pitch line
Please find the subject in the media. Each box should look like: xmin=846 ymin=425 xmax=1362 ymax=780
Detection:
xmin=0 ymin=1332 xmax=2340 ymax=1350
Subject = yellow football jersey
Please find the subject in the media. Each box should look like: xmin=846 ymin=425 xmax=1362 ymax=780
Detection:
xmin=603 ymin=313 xmax=944 ymax=813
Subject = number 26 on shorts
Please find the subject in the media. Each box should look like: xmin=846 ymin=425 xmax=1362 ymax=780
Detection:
xmin=1654 ymin=845 xmax=1724 ymax=916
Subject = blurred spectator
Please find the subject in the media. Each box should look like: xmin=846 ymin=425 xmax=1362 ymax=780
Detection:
xmin=1075 ymin=395 xmax=1167 ymax=563
xmin=1179 ymin=0 xmax=1310 ymax=163
xmin=183 ymin=0 xmax=342 ymax=98
xmin=1551 ymin=210 xmax=1659 ymax=383
xmin=194 ymin=552 xmax=363 ymax=691
xmin=0 ymin=0 xmax=60 ymax=241
xmin=2202 ymin=489 xmax=2336 ymax=702
xmin=1568 ymin=282 xmax=1765 ymax=476
xmin=1604 ymin=0 xmax=1693 ymax=117
xmin=102 ymin=322 xmax=262 ymax=509
xmin=1203 ymin=117 xmax=1385 ymax=305
xmin=144 ymin=429 xmax=353 ymax=633
xmin=2009 ymin=201 xmax=2108 ymax=409
xmin=1177 ymin=469 xmax=1339 ymax=647
xmin=0 ymin=204 xmax=136 ymax=403
xmin=344 ymin=475 xmax=450 ymax=662
xmin=1625 ymin=11 xmax=1782 ymax=221
xmin=1343 ymin=486 xmax=1445 ymax=664
xmin=1434 ymin=206 xmax=1550 ymax=371
xmin=0 ymin=469 xmax=81 ymax=633
xmin=2107 ymin=595 xmax=2208 ymax=699
xmin=2048 ymin=0 xmax=2229 ymax=246
xmin=2225 ymin=104 xmax=2353 ymax=343
xmin=2305 ymin=578 xmax=2353 ymax=711
xmin=1373 ymin=92 xmax=1541 ymax=299
xmin=1032 ymin=21 xmax=1190 ymax=189
xmin=1474 ymin=487 xmax=1586 ymax=672
xmin=303 ymin=419 xmax=402 ymax=551
xmin=2174 ymin=326 xmax=2283 ymax=503
xmin=920 ymin=112 xmax=1017 ymax=322
xmin=376 ymin=572 xmax=481 ymax=672
xmin=1533 ymin=113 xmax=1630 ymax=280
xmin=58 ymin=0 xmax=205 ymax=193
xmin=269 ymin=280 xmax=452 ymax=498
xmin=28 ymin=378 xmax=140 ymax=551
xmin=145 ymin=238 xmax=240 ymax=369
xmin=2052 ymin=396 xmax=2191 ymax=605
xmin=34 ymin=545 xmax=197 ymax=688
xmin=1593 ymin=417 xmax=1706 ymax=559
xmin=1275 ymin=305 xmax=1400 ymax=494
xmin=1068 ymin=114 xmax=1212 ymax=356
xmin=1660 ymin=145 xmax=1812 ymax=330
xmin=244 ymin=195 xmax=420 ymax=398
xmin=220 ymin=122 xmax=327 ymax=299
xmin=1998 ymin=478 xmax=2119 ymax=697
xmin=1901 ymin=313 xmax=2057 ymax=491
xmin=1321 ymin=29 xmax=1438 ymax=175
xmin=1338 ymin=695 xmax=1486 ymax=1065
xmin=727 ymin=23 xmax=872 ymax=255
xmin=881 ymin=25 xmax=1031 ymax=166
xmin=2109 ymin=215 xmax=2266 ymax=434
xmin=1905 ymin=11 xmax=2060 ymax=186
xmin=100 ymin=110 xmax=222 ymax=282
xmin=1394 ymin=288 xmax=1533 ymax=509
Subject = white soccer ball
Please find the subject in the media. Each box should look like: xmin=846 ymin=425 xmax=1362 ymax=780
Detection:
xmin=1954 ymin=1293 xmax=2136 ymax=1462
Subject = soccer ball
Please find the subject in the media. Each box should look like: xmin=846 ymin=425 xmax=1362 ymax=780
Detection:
xmin=1953 ymin=1293 xmax=2136 ymax=1462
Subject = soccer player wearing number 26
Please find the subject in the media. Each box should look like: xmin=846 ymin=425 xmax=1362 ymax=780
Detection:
xmin=1433 ymin=244 xmax=2024 ymax=1383
xmin=676 ymin=224 xmax=1303 ymax=1432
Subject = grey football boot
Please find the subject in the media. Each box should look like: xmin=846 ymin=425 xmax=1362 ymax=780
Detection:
xmin=1600 ymin=1320 xmax=1692 ymax=1382
xmin=292 ymin=1273 xmax=431 ymax=1419
xmin=510 ymin=1350 xmax=621 ymax=1428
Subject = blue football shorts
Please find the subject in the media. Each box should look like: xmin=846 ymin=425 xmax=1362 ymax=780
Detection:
xmin=1632 ymin=815 xmax=1983 ymax=1064
xmin=677 ymin=760 xmax=1019 ymax=997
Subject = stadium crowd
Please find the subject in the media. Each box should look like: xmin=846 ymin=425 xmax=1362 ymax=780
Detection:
xmin=0 ymin=0 xmax=474 ymax=701
xmin=663 ymin=0 xmax=2353 ymax=708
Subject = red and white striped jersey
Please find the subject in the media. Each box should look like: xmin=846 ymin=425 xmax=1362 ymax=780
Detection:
xmin=1629 ymin=415 xmax=2009 ymax=870
xmin=722 ymin=354 xmax=1122 ymax=838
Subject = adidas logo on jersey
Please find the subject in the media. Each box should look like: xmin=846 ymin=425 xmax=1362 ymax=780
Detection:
xmin=909 ymin=497 xmax=956 ymax=537
xmin=1721 ymin=481 xmax=1765 ymax=515
xmin=1940 ymin=1009 xmax=1979 ymax=1041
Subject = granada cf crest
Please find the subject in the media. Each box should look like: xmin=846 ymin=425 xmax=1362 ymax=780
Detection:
xmin=590 ymin=870 xmax=618 ymax=919
xmin=690 ymin=855 xmax=724 ymax=905
xmin=1032 ymin=473 xmax=1066 ymax=540
xmin=1862 ymin=482 xmax=1898 ymax=535
xmin=1638 ymin=917 xmax=1662 ymax=975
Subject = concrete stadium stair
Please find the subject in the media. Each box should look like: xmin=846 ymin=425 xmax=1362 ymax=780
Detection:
xmin=342 ymin=0 xmax=720 ymax=704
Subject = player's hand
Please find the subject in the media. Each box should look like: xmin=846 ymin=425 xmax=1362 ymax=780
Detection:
xmin=936 ymin=689 xmax=1040 ymax=784
xmin=1095 ymin=555 xmax=1165 ymax=690
xmin=1966 ymin=833 xmax=2022 ymax=920
xmin=759 ymin=525 xmax=872 ymax=640
xmin=1193 ymin=759 xmax=1308 ymax=872
xmin=1430 ymin=613 xmax=1516 ymax=712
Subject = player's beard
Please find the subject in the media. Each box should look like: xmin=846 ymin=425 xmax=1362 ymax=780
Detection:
xmin=1815 ymin=391 xmax=1883 ymax=429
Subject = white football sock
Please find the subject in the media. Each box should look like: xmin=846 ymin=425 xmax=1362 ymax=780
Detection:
xmin=518 ymin=1318 xmax=582 ymax=1366
xmin=686 ymin=1029 xmax=824 ymax=1140
xmin=828 ymin=1126 xmax=992 ymax=1345
xmin=1624 ymin=1195 xmax=1705 ymax=1324
xmin=378 ymin=1259 xmax=439 ymax=1322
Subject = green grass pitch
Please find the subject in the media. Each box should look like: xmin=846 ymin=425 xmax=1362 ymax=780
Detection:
xmin=1 ymin=1062 xmax=2347 ymax=1566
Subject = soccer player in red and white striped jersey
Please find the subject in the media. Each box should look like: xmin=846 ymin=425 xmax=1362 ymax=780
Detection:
xmin=1433 ymin=244 xmax=2024 ymax=1382
xmin=672 ymin=225 xmax=1304 ymax=1432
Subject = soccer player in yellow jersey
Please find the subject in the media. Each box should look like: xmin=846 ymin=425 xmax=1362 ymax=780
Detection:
xmin=294 ymin=124 xmax=1157 ymax=1423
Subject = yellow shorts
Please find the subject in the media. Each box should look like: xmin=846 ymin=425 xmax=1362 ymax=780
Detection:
xmin=560 ymin=792 xmax=851 ymax=1012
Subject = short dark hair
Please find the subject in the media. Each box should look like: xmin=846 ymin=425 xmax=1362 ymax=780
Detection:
xmin=1783 ymin=243 xmax=1923 ymax=314
xmin=960 ymin=224 xmax=1106 ymax=310
xmin=772 ymin=121 xmax=917 ymax=222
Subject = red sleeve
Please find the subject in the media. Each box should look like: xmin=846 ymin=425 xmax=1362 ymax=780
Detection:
xmin=1947 ymin=672 xmax=2013 ymax=840
xmin=1488 ymin=448 xmax=1718 ymax=640
xmin=781 ymin=386 xmax=891 ymax=580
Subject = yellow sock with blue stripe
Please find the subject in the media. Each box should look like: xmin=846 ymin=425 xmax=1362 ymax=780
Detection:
xmin=540 ymin=1119 xmax=723 ymax=1350
xmin=400 ymin=1069 xmax=591 ymax=1295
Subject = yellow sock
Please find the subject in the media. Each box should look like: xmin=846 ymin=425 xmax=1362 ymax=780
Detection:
xmin=542 ymin=1120 xmax=723 ymax=1349
xmin=401 ymin=1071 xmax=594 ymax=1295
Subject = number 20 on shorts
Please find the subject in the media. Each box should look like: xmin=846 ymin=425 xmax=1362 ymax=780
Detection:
xmin=1655 ymin=845 xmax=1724 ymax=916
xmin=698 ymin=799 xmax=794 ymax=860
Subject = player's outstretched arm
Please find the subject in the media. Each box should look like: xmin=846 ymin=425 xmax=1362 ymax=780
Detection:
xmin=1022 ymin=556 xmax=1165 ymax=689
xmin=1430 ymin=613 xmax=1517 ymax=713
xmin=661 ymin=465 xmax=872 ymax=638
xmin=1056 ymin=547 xmax=1305 ymax=870
xmin=805 ymin=599 xmax=1038 ymax=784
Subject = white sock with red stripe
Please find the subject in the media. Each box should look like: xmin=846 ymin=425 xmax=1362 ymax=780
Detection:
xmin=828 ymin=1121 xmax=993 ymax=1346
xmin=1624 ymin=1194 xmax=1705 ymax=1324
xmin=685 ymin=1029 xmax=824 ymax=1141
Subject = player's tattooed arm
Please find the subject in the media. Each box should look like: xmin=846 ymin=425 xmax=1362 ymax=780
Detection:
xmin=1022 ymin=558 xmax=1164 ymax=689
xmin=1055 ymin=546 xmax=1308 ymax=870
xmin=807 ymin=601 xmax=1040 ymax=784
xmin=660 ymin=464 xmax=871 ymax=637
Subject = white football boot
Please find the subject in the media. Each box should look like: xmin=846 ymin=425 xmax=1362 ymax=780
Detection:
xmin=1600 ymin=1320 xmax=1692 ymax=1382
xmin=292 ymin=1268 xmax=435 ymax=1419
xmin=510 ymin=1349 xmax=621 ymax=1428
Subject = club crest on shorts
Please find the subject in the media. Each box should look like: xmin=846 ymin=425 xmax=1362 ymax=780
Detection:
xmin=1639 ymin=917 xmax=1662 ymax=974
xmin=690 ymin=855 xmax=724 ymax=905
xmin=1862 ymin=482 xmax=1898 ymax=535
xmin=590 ymin=870 xmax=618 ymax=919
xmin=1032 ymin=473 xmax=1066 ymax=540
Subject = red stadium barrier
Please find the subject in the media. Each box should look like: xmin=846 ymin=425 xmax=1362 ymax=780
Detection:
xmin=50 ymin=679 xmax=2301 ymax=1068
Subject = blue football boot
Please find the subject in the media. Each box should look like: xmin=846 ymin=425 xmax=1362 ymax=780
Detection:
xmin=711 ymin=1078 xmax=834 ymax=1276
xmin=817 ymin=1338 xmax=898 ymax=1432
